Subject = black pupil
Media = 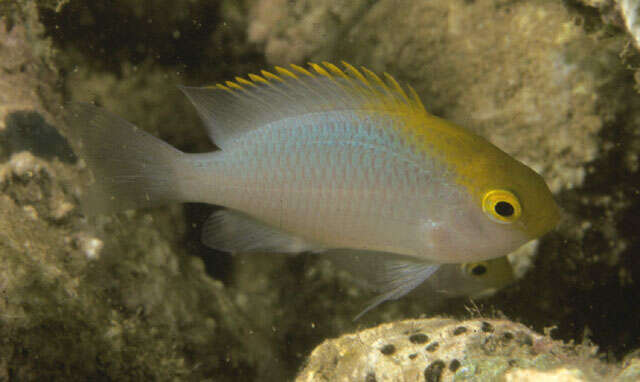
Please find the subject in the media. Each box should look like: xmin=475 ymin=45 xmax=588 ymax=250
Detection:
xmin=472 ymin=264 xmax=487 ymax=276
xmin=494 ymin=201 xmax=514 ymax=217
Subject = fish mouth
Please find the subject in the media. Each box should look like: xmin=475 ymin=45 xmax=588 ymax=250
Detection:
xmin=529 ymin=200 xmax=563 ymax=239
xmin=546 ymin=200 xmax=564 ymax=230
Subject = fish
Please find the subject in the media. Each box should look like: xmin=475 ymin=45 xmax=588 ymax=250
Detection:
xmin=324 ymin=250 xmax=515 ymax=319
xmin=443 ymin=259 xmax=515 ymax=299
xmin=328 ymin=251 xmax=515 ymax=298
xmin=65 ymin=61 xmax=561 ymax=317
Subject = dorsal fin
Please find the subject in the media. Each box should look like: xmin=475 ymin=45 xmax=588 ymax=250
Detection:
xmin=179 ymin=62 xmax=427 ymax=149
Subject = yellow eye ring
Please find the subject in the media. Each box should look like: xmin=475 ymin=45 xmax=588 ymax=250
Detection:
xmin=462 ymin=262 xmax=489 ymax=278
xmin=482 ymin=189 xmax=522 ymax=224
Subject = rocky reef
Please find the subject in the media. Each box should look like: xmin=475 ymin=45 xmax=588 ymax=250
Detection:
xmin=1 ymin=0 xmax=640 ymax=380
xmin=0 ymin=2 xmax=282 ymax=380
xmin=297 ymin=318 xmax=639 ymax=381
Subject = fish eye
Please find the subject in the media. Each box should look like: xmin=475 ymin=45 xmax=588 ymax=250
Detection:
xmin=494 ymin=201 xmax=514 ymax=217
xmin=471 ymin=263 xmax=487 ymax=276
xmin=463 ymin=262 xmax=489 ymax=278
xmin=482 ymin=189 xmax=522 ymax=224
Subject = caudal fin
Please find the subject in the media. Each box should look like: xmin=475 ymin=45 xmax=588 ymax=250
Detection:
xmin=65 ymin=103 xmax=188 ymax=215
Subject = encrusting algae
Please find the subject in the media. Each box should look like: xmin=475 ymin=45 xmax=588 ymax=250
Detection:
xmin=65 ymin=62 xmax=560 ymax=317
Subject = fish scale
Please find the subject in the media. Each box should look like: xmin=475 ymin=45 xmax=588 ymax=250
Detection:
xmin=65 ymin=61 xmax=560 ymax=318
xmin=218 ymin=146 xmax=414 ymax=245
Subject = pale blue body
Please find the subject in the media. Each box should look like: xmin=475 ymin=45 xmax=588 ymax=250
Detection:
xmin=180 ymin=111 xmax=465 ymax=259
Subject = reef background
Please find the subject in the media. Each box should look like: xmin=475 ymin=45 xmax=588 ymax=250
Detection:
xmin=1 ymin=0 xmax=640 ymax=380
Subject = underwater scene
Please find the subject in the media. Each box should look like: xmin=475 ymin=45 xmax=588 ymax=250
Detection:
xmin=1 ymin=0 xmax=640 ymax=380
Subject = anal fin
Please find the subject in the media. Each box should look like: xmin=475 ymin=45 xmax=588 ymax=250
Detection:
xmin=202 ymin=210 xmax=321 ymax=254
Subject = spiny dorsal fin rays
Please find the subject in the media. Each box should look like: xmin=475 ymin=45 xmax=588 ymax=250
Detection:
xmin=225 ymin=81 xmax=243 ymax=90
xmin=322 ymin=62 xmax=349 ymax=79
xmin=305 ymin=63 xmax=356 ymax=109
xmin=181 ymin=62 xmax=428 ymax=149
xmin=321 ymin=61 xmax=375 ymax=108
xmin=261 ymin=70 xmax=284 ymax=82
xmin=341 ymin=61 xmax=370 ymax=87
xmin=248 ymin=73 xmax=269 ymax=84
xmin=252 ymin=69 xmax=303 ymax=119
xmin=307 ymin=62 xmax=362 ymax=110
xmin=226 ymin=81 xmax=279 ymax=125
xmin=308 ymin=62 xmax=332 ymax=79
xmin=361 ymin=66 xmax=390 ymax=93
xmin=201 ymin=78 xmax=274 ymax=132
xmin=360 ymin=67 xmax=399 ymax=111
xmin=210 ymin=62 xmax=425 ymax=114
xmin=214 ymin=88 xmax=266 ymax=131
xmin=235 ymin=77 xmax=256 ymax=87
xmin=269 ymin=68 xmax=335 ymax=117
xmin=277 ymin=66 xmax=336 ymax=110
xmin=243 ymin=71 xmax=301 ymax=119
xmin=255 ymin=70 xmax=298 ymax=105
xmin=341 ymin=61 xmax=380 ymax=106
xmin=407 ymin=85 xmax=426 ymax=111
xmin=274 ymin=66 xmax=299 ymax=79
xmin=290 ymin=64 xmax=316 ymax=77
xmin=384 ymin=72 xmax=411 ymax=105
xmin=313 ymin=62 xmax=382 ymax=108
xmin=244 ymin=73 xmax=292 ymax=117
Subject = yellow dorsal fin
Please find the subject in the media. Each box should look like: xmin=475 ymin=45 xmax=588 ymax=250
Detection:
xmin=407 ymin=85 xmax=426 ymax=111
xmin=341 ymin=62 xmax=370 ymax=88
xmin=225 ymin=81 xmax=244 ymax=90
xmin=308 ymin=62 xmax=332 ymax=78
xmin=212 ymin=63 xmax=422 ymax=114
xmin=181 ymin=61 xmax=430 ymax=150
xmin=235 ymin=77 xmax=255 ymax=87
xmin=248 ymin=73 xmax=268 ymax=84
xmin=275 ymin=66 xmax=298 ymax=79
xmin=361 ymin=67 xmax=391 ymax=94
xmin=290 ymin=64 xmax=315 ymax=77
xmin=261 ymin=70 xmax=283 ymax=82
xmin=322 ymin=62 xmax=349 ymax=79
xmin=384 ymin=72 xmax=410 ymax=104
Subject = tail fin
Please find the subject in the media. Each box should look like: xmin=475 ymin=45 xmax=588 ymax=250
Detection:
xmin=65 ymin=103 xmax=188 ymax=215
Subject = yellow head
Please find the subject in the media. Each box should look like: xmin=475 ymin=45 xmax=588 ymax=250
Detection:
xmin=425 ymin=257 xmax=515 ymax=298
xmin=409 ymin=113 xmax=561 ymax=262
xmin=459 ymin=258 xmax=515 ymax=297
